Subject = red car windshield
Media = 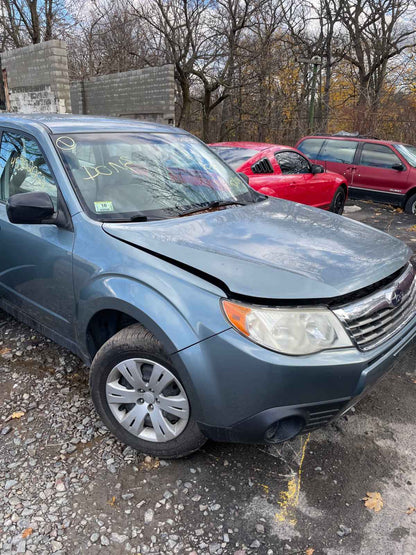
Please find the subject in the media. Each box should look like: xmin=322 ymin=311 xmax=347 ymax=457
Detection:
xmin=211 ymin=146 xmax=259 ymax=170
xmin=395 ymin=144 xmax=416 ymax=167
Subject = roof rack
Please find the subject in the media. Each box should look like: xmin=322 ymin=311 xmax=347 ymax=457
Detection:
xmin=310 ymin=131 xmax=380 ymax=140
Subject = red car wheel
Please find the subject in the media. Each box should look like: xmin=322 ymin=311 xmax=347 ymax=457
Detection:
xmin=329 ymin=186 xmax=346 ymax=215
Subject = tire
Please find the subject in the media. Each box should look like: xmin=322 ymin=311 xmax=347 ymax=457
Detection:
xmin=404 ymin=193 xmax=416 ymax=215
xmin=329 ymin=186 xmax=346 ymax=215
xmin=90 ymin=323 xmax=207 ymax=458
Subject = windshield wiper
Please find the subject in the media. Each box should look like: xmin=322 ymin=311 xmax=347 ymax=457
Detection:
xmin=106 ymin=213 xmax=165 ymax=223
xmin=178 ymin=200 xmax=247 ymax=217
xmin=129 ymin=214 xmax=172 ymax=222
xmin=129 ymin=214 xmax=149 ymax=222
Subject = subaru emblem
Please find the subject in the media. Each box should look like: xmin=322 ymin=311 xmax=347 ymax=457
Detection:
xmin=390 ymin=289 xmax=403 ymax=307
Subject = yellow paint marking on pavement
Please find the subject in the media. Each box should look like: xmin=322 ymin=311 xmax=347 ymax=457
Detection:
xmin=259 ymin=483 xmax=269 ymax=494
xmin=275 ymin=433 xmax=310 ymax=525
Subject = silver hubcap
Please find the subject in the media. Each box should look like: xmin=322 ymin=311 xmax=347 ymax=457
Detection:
xmin=105 ymin=358 xmax=190 ymax=443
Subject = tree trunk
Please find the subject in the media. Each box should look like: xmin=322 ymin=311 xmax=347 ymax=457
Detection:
xmin=44 ymin=0 xmax=53 ymax=41
xmin=322 ymin=59 xmax=332 ymax=132
xmin=356 ymin=74 xmax=371 ymax=133
xmin=176 ymin=76 xmax=191 ymax=130
xmin=202 ymin=88 xmax=212 ymax=142
xmin=29 ymin=0 xmax=41 ymax=43
xmin=219 ymin=95 xmax=231 ymax=141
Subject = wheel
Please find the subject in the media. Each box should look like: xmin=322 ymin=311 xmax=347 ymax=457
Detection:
xmin=90 ymin=324 xmax=207 ymax=458
xmin=329 ymin=186 xmax=346 ymax=214
xmin=404 ymin=193 xmax=416 ymax=214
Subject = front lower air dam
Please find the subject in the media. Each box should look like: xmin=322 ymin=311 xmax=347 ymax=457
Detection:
xmin=264 ymin=416 xmax=305 ymax=443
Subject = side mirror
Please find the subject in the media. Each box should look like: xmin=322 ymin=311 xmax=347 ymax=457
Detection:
xmin=237 ymin=172 xmax=249 ymax=184
xmin=7 ymin=192 xmax=55 ymax=224
xmin=392 ymin=163 xmax=405 ymax=171
xmin=311 ymin=163 xmax=325 ymax=174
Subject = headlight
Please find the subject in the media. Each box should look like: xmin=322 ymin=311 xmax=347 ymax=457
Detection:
xmin=222 ymin=299 xmax=353 ymax=355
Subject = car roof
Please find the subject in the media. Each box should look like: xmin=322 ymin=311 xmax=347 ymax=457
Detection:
xmin=209 ymin=141 xmax=294 ymax=152
xmin=0 ymin=113 xmax=186 ymax=135
xmin=298 ymin=135 xmax=399 ymax=146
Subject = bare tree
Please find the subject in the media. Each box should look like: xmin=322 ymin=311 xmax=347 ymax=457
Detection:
xmin=67 ymin=0 xmax=155 ymax=80
xmin=129 ymin=0 xmax=211 ymax=129
xmin=0 ymin=0 xmax=68 ymax=47
xmin=0 ymin=0 xmax=414 ymax=144
xmin=192 ymin=0 xmax=266 ymax=141
xmin=339 ymin=0 xmax=416 ymax=132
xmin=309 ymin=0 xmax=346 ymax=131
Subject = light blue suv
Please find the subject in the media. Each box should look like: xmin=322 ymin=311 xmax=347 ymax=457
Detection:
xmin=0 ymin=114 xmax=415 ymax=458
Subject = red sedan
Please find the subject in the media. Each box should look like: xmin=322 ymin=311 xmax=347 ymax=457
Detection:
xmin=210 ymin=141 xmax=348 ymax=214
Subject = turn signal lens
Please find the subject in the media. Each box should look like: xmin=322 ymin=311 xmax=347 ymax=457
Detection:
xmin=222 ymin=300 xmax=252 ymax=336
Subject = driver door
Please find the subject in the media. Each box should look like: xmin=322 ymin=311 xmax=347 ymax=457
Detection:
xmin=0 ymin=129 xmax=75 ymax=342
xmin=275 ymin=151 xmax=328 ymax=206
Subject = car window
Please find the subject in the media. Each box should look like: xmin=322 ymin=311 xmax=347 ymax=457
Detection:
xmin=395 ymin=144 xmax=416 ymax=167
xmin=297 ymin=138 xmax=324 ymax=159
xmin=275 ymin=151 xmax=310 ymax=174
xmin=359 ymin=143 xmax=402 ymax=169
xmin=318 ymin=139 xmax=358 ymax=164
xmin=76 ymin=142 xmax=98 ymax=167
xmin=53 ymin=132 xmax=259 ymax=221
xmin=0 ymin=131 xmax=57 ymax=206
xmin=394 ymin=144 xmax=416 ymax=168
xmin=210 ymin=146 xmax=259 ymax=170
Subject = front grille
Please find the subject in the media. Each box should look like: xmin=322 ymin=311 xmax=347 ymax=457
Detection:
xmin=334 ymin=263 xmax=416 ymax=351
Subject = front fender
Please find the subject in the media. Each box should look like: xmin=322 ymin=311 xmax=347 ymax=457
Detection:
xmin=76 ymin=274 xmax=229 ymax=362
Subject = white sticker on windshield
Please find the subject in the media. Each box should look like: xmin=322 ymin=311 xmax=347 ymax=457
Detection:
xmin=94 ymin=201 xmax=114 ymax=213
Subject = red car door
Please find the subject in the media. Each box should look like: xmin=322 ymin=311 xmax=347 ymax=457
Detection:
xmin=352 ymin=142 xmax=409 ymax=195
xmin=251 ymin=173 xmax=299 ymax=201
xmin=274 ymin=151 xmax=330 ymax=207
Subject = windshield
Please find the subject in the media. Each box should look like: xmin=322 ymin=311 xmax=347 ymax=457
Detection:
xmin=394 ymin=144 xmax=416 ymax=167
xmin=53 ymin=132 xmax=259 ymax=221
xmin=210 ymin=146 xmax=259 ymax=170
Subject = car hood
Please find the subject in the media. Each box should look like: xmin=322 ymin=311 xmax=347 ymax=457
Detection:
xmin=103 ymin=199 xmax=411 ymax=300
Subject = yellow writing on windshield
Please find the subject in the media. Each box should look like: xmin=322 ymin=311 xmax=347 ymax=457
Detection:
xmin=56 ymin=136 xmax=77 ymax=151
xmin=11 ymin=155 xmax=51 ymax=190
xmin=81 ymin=156 xmax=139 ymax=180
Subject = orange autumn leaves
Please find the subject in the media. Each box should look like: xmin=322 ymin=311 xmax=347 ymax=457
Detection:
xmin=4 ymin=410 xmax=26 ymax=422
xmin=11 ymin=411 xmax=25 ymax=419
xmin=363 ymin=491 xmax=384 ymax=512
xmin=22 ymin=528 xmax=33 ymax=538
xmin=362 ymin=492 xmax=415 ymax=516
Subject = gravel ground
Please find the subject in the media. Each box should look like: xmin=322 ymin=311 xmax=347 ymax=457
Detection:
xmin=1 ymin=199 xmax=416 ymax=555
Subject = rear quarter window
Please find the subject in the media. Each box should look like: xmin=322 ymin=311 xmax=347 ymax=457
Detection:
xmin=297 ymin=138 xmax=324 ymax=159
